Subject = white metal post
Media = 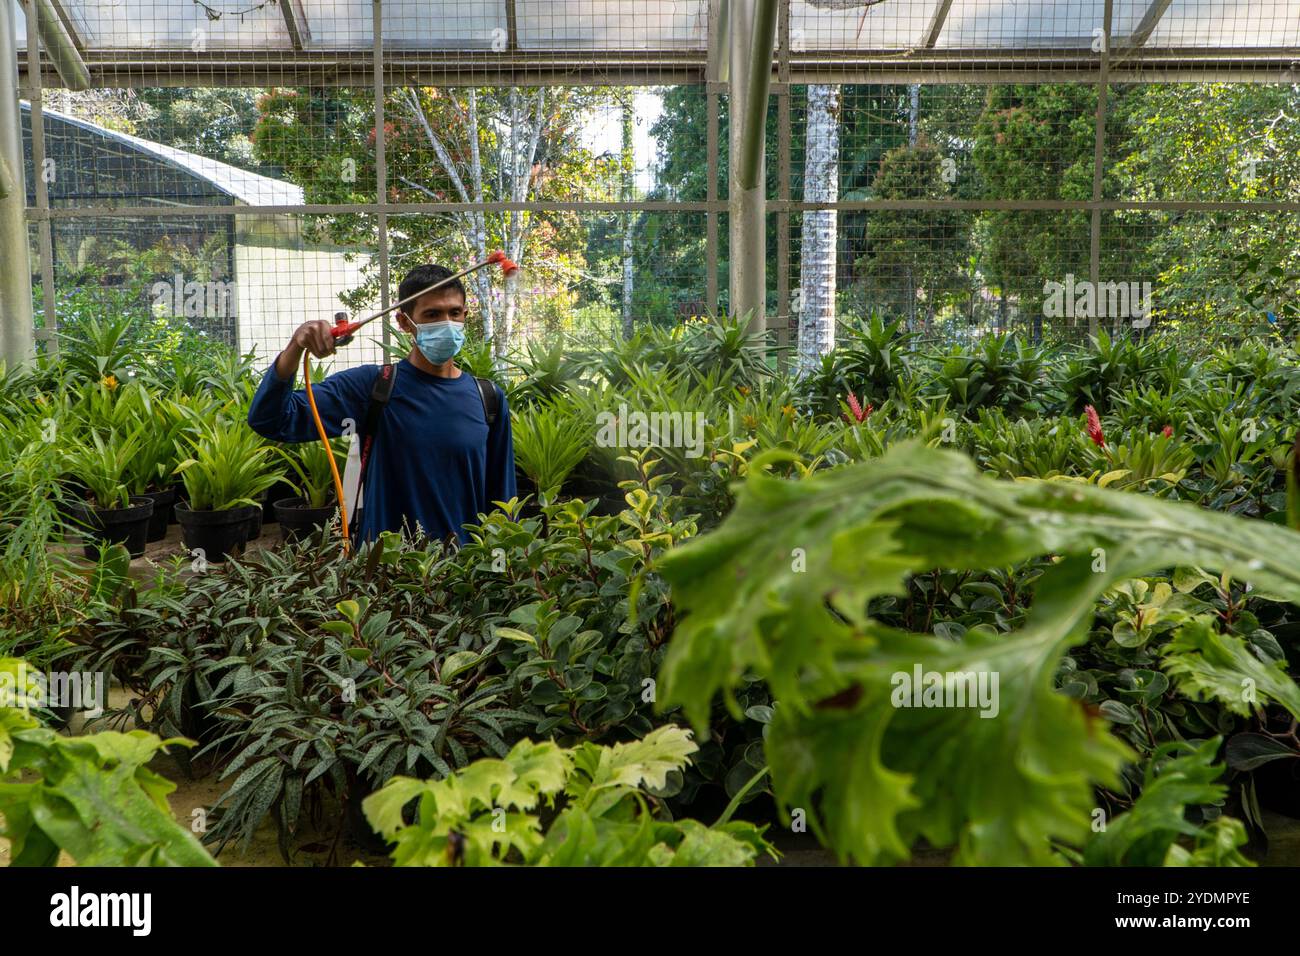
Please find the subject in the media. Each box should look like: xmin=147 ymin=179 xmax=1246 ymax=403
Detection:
xmin=0 ymin=0 xmax=35 ymax=367
xmin=728 ymin=0 xmax=774 ymax=332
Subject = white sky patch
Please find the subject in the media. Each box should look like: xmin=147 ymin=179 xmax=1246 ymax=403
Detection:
xmin=580 ymin=89 xmax=663 ymax=194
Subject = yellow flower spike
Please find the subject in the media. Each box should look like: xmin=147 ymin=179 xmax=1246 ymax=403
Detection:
xmin=101 ymin=374 xmax=119 ymax=391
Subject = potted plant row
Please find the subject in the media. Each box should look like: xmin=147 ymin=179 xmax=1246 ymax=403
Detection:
xmin=59 ymin=427 xmax=155 ymax=559
xmin=122 ymin=393 xmax=188 ymax=542
xmin=276 ymin=437 xmax=346 ymax=542
xmin=173 ymin=417 xmax=284 ymax=563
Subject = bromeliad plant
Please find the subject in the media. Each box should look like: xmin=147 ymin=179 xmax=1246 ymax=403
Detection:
xmin=362 ymin=725 xmax=775 ymax=866
xmin=175 ymin=416 xmax=284 ymax=511
xmin=60 ymin=427 xmax=146 ymax=510
xmin=280 ymin=436 xmax=347 ymax=509
xmin=968 ymin=406 xmax=1089 ymax=480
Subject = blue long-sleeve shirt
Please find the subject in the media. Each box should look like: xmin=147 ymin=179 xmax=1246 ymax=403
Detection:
xmin=247 ymin=358 xmax=515 ymax=544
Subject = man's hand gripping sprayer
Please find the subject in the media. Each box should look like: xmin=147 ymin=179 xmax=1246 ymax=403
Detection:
xmin=302 ymin=250 xmax=520 ymax=554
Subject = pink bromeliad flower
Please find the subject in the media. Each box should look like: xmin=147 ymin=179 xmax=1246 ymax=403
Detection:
xmin=1162 ymin=424 xmax=1173 ymax=438
xmin=1084 ymin=405 xmax=1106 ymax=447
xmin=844 ymin=391 xmax=872 ymax=424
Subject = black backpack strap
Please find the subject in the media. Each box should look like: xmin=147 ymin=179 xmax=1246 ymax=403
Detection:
xmin=474 ymin=376 xmax=500 ymax=426
xmin=348 ymin=363 xmax=396 ymax=539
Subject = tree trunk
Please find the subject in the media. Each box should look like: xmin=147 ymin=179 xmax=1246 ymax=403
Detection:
xmin=908 ymin=84 xmax=920 ymax=145
xmin=620 ymin=93 xmax=636 ymax=339
xmin=466 ymin=90 xmax=494 ymax=341
xmin=796 ymin=84 xmax=840 ymax=377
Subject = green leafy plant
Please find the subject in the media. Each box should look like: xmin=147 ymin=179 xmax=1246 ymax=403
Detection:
xmin=507 ymin=336 xmax=590 ymax=406
xmin=280 ymin=437 xmax=347 ymax=509
xmin=655 ymin=442 xmax=1300 ymax=865
xmin=362 ymin=725 xmax=775 ymax=866
xmin=1082 ymin=737 xmax=1251 ymax=866
xmin=60 ymin=427 xmax=145 ymax=509
xmin=968 ymin=406 xmax=1088 ymax=479
xmin=925 ymin=334 xmax=1045 ymax=416
xmin=0 ymin=659 xmax=216 ymax=866
xmin=511 ymin=396 xmax=593 ymax=504
xmin=834 ymin=312 xmax=918 ymax=405
xmin=174 ymin=416 xmax=284 ymax=511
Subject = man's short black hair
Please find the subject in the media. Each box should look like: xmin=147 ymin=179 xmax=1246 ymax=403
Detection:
xmin=398 ymin=264 xmax=466 ymax=314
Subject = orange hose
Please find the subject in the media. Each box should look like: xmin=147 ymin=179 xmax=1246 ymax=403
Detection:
xmin=302 ymin=353 xmax=350 ymax=555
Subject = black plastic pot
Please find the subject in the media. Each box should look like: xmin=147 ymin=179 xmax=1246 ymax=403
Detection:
xmin=71 ymin=496 xmax=155 ymax=559
xmin=246 ymin=492 xmax=267 ymax=543
xmin=175 ymin=501 xmax=259 ymax=563
xmin=261 ymin=478 xmax=298 ymax=525
xmin=54 ymin=479 xmax=89 ymax=528
xmin=274 ymin=496 xmax=338 ymax=544
xmin=140 ymin=486 xmax=177 ymax=542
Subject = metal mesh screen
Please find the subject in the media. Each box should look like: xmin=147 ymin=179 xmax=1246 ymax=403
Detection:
xmin=12 ymin=0 xmax=1300 ymax=365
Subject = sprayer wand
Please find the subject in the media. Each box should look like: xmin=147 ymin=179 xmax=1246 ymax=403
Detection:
xmin=302 ymin=249 xmax=520 ymax=554
xmin=328 ymin=249 xmax=520 ymax=345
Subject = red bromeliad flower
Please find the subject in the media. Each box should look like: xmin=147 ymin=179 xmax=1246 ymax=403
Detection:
xmin=1162 ymin=424 xmax=1173 ymax=438
xmin=1084 ymin=405 xmax=1106 ymax=447
xmin=844 ymin=391 xmax=872 ymax=424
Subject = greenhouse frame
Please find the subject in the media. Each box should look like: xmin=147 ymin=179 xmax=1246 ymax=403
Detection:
xmin=8 ymin=0 xmax=1300 ymax=897
xmin=5 ymin=1 xmax=1300 ymax=366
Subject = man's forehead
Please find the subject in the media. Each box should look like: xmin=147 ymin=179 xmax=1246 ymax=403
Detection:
xmin=408 ymin=288 xmax=465 ymax=312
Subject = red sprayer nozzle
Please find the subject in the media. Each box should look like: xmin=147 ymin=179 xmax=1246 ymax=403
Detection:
xmin=488 ymin=249 xmax=520 ymax=276
xmin=330 ymin=312 xmax=362 ymax=344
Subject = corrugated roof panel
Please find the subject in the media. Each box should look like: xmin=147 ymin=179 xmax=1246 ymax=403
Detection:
xmin=382 ymin=0 xmax=503 ymax=49
xmin=13 ymin=0 xmax=1300 ymax=55
xmin=934 ymin=0 xmax=1144 ymax=49
xmin=790 ymin=0 xmax=938 ymax=50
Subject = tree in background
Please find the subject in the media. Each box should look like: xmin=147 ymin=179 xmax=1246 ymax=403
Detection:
xmin=619 ymin=91 xmax=637 ymax=338
xmin=254 ymin=86 xmax=610 ymax=355
xmin=857 ymin=138 xmax=966 ymax=332
xmin=797 ymin=84 xmax=840 ymax=374
xmin=50 ymin=88 xmax=262 ymax=170
xmin=971 ymin=84 xmax=1099 ymax=341
xmin=1112 ymin=82 xmax=1300 ymax=338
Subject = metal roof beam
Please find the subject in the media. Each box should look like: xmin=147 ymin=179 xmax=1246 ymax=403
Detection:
xmin=44 ymin=0 xmax=84 ymax=51
xmin=276 ymin=0 xmax=310 ymax=51
xmin=32 ymin=0 xmax=88 ymax=89
xmin=921 ymin=0 xmax=954 ymax=49
xmin=739 ymin=0 xmax=777 ymax=190
xmin=1123 ymin=0 xmax=1174 ymax=48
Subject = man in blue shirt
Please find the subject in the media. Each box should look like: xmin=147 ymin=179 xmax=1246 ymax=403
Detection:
xmin=247 ymin=263 xmax=516 ymax=544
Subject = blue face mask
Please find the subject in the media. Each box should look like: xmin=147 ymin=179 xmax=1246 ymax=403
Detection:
xmin=413 ymin=320 xmax=465 ymax=365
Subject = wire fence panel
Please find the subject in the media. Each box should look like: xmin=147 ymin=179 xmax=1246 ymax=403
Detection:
xmin=12 ymin=0 xmax=1300 ymax=364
